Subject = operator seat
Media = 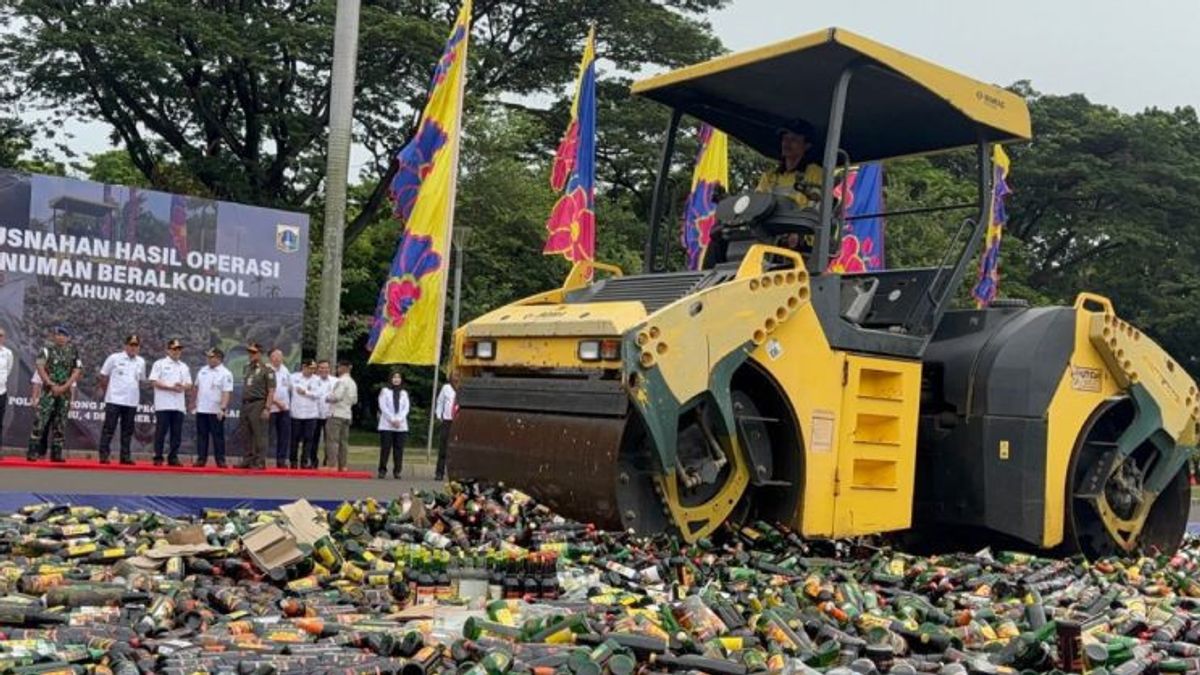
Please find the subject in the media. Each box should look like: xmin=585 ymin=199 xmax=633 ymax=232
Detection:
xmin=701 ymin=192 xmax=821 ymax=272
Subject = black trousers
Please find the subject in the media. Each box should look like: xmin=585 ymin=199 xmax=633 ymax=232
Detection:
xmin=435 ymin=419 xmax=452 ymax=479
xmin=378 ymin=430 xmax=407 ymax=476
xmin=291 ymin=417 xmax=319 ymax=468
xmin=270 ymin=410 xmax=291 ymax=467
xmin=153 ymin=410 xmax=184 ymax=462
xmin=195 ymin=413 xmax=225 ymax=465
xmin=98 ymin=403 xmax=136 ymax=460
xmin=0 ymin=392 xmax=7 ymax=451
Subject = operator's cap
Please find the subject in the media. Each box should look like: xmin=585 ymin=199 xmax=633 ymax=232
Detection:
xmin=125 ymin=334 xmax=141 ymax=346
xmin=777 ymin=118 xmax=816 ymax=139
xmin=167 ymin=338 xmax=184 ymax=350
xmin=206 ymin=347 xmax=224 ymax=359
xmin=246 ymin=341 xmax=262 ymax=354
xmin=53 ymin=325 xmax=71 ymax=337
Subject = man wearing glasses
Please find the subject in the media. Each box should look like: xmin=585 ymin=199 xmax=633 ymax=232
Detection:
xmin=97 ymin=334 xmax=146 ymax=464
xmin=0 ymin=329 xmax=11 ymax=451
xmin=149 ymin=338 xmax=192 ymax=466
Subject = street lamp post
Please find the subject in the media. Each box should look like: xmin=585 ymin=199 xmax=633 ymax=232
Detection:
xmin=426 ymin=225 xmax=473 ymax=459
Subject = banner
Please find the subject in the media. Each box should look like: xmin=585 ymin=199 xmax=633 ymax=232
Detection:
xmin=971 ymin=146 xmax=1012 ymax=307
xmin=367 ymin=0 xmax=472 ymax=365
xmin=828 ymin=163 xmax=885 ymax=273
xmin=682 ymin=124 xmax=728 ymax=270
xmin=0 ymin=169 xmax=310 ymax=455
xmin=543 ymin=27 xmax=597 ymax=268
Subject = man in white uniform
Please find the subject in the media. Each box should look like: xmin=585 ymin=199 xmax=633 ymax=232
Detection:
xmin=268 ymin=348 xmax=292 ymax=469
xmin=149 ymin=338 xmax=192 ymax=466
xmin=192 ymin=347 xmax=233 ymax=467
xmin=97 ymin=334 xmax=146 ymax=464
xmin=315 ymin=359 xmax=334 ymax=466
xmin=289 ymin=360 xmax=320 ymax=469
xmin=0 ymin=328 xmax=12 ymax=451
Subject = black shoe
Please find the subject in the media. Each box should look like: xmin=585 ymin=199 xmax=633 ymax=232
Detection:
xmin=289 ymin=462 xmax=298 ymax=469
xmin=120 ymin=457 xmax=134 ymax=466
xmin=216 ymin=461 xmax=227 ymax=468
xmin=168 ymin=458 xmax=183 ymax=467
xmin=153 ymin=458 xmax=164 ymax=466
xmin=99 ymin=456 xmax=111 ymax=465
xmin=377 ymin=471 xmax=386 ymax=479
xmin=276 ymin=462 xmax=286 ymax=469
xmin=434 ymin=474 xmax=444 ymax=481
xmin=393 ymin=473 xmax=401 ymax=479
xmin=25 ymin=453 xmax=37 ymax=461
xmin=192 ymin=460 xmax=206 ymax=468
xmin=50 ymin=455 xmax=65 ymax=463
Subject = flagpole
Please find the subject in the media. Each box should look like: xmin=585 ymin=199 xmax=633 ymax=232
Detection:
xmin=426 ymin=0 xmax=472 ymax=460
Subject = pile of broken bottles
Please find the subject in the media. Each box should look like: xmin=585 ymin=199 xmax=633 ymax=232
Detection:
xmin=0 ymin=484 xmax=1198 ymax=674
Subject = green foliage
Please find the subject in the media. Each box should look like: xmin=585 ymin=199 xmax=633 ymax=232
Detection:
xmin=3 ymin=0 xmax=727 ymax=237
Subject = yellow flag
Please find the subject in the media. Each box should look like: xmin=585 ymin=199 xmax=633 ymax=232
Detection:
xmin=367 ymin=1 xmax=472 ymax=365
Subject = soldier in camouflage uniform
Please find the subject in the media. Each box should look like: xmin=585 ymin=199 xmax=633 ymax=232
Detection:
xmin=238 ymin=342 xmax=275 ymax=470
xmin=28 ymin=326 xmax=82 ymax=462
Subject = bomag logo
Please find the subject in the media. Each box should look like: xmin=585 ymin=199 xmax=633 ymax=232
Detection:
xmin=975 ymin=90 xmax=1007 ymax=110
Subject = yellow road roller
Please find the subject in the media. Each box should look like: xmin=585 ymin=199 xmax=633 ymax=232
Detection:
xmin=447 ymin=28 xmax=1198 ymax=558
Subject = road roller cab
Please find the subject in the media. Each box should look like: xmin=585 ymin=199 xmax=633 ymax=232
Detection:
xmin=449 ymin=28 xmax=1198 ymax=557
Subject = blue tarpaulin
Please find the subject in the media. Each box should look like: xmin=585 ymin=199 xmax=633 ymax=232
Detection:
xmin=0 ymin=493 xmax=341 ymax=516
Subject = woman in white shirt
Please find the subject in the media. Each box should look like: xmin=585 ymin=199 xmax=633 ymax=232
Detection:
xmin=376 ymin=370 xmax=409 ymax=479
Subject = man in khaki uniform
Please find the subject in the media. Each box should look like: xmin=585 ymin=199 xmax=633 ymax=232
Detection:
xmin=237 ymin=342 xmax=274 ymax=470
xmin=324 ymin=360 xmax=359 ymax=471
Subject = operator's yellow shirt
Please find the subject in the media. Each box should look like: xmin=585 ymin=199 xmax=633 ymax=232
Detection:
xmin=756 ymin=163 xmax=823 ymax=207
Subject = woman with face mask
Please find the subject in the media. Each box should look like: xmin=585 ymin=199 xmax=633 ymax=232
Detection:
xmin=376 ymin=369 xmax=410 ymax=479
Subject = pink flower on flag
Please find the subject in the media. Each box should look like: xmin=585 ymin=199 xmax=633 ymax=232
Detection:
xmin=543 ymin=188 xmax=595 ymax=262
xmin=382 ymin=233 xmax=442 ymax=329
xmin=551 ymin=120 xmax=579 ymax=192
xmin=682 ymin=180 xmax=719 ymax=270
xmin=367 ymin=233 xmax=443 ymax=352
xmin=828 ymin=235 xmax=868 ymax=274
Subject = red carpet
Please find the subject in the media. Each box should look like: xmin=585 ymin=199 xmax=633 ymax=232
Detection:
xmin=0 ymin=457 xmax=372 ymax=479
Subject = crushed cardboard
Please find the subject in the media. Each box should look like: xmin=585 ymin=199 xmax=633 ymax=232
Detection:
xmin=241 ymin=499 xmax=331 ymax=571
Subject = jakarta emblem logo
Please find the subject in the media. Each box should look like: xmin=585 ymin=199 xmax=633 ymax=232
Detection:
xmin=275 ymin=224 xmax=300 ymax=253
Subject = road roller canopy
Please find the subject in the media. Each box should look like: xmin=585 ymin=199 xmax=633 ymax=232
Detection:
xmin=631 ymin=27 xmax=1031 ymax=162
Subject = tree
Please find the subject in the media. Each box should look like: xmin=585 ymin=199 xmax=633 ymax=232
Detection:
xmin=4 ymin=0 xmax=727 ymax=244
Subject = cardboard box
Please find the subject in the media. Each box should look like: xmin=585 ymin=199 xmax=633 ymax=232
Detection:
xmin=240 ymin=500 xmax=331 ymax=572
xmin=241 ymin=522 xmax=304 ymax=572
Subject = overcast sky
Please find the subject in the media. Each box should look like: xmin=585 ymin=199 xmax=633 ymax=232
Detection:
xmin=707 ymin=0 xmax=1200 ymax=114
xmin=39 ymin=0 xmax=1199 ymax=172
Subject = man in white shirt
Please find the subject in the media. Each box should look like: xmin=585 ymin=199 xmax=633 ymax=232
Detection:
xmin=192 ymin=347 xmax=233 ymax=468
xmin=0 ymin=327 xmax=12 ymax=451
xmin=267 ymin=348 xmax=292 ymax=469
xmin=149 ymin=338 xmax=192 ymax=466
xmin=324 ymin=360 xmax=359 ymax=472
xmin=289 ymin=360 xmax=321 ymax=469
xmin=433 ymin=373 xmax=459 ymax=481
xmin=315 ymin=359 xmax=335 ymax=466
xmin=97 ymin=334 xmax=146 ymax=464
